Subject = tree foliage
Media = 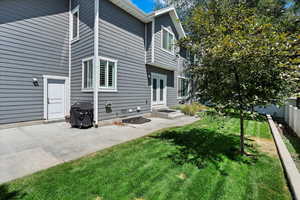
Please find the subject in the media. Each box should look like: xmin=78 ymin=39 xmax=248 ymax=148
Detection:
xmin=157 ymin=0 xmax=300 ymax=20
xmin=178 ymin=0 xmax=299 ymax=154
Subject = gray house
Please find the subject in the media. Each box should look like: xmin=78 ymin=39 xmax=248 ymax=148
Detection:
xmin=0 ymin=0 xmax=189 ymax=126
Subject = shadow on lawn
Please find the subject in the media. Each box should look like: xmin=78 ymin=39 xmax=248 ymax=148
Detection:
xmin=0 ymin=185 xmax=26 ymax=200
xmin=152 ymin=127 xmax=257 ymax=172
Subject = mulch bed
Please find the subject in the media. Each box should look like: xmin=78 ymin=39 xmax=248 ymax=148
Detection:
xmin=122 ymin=117 xmax=151 ymax=124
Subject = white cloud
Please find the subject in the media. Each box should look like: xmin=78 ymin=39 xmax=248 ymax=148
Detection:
xmin=157 ymin=0 xmax=166 ymax=5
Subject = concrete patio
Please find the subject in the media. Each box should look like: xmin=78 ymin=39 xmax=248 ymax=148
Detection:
xmin=0 ymin=116 xmax=198 ymax=184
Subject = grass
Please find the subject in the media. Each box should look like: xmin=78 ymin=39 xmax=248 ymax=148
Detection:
xmin=0 ymin=112 xmax=291 ymax=200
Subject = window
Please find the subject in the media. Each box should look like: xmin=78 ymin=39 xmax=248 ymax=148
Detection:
xmin=178 ymin=77 xmax=189 ymax=98
xmin=82 ymin=57 xmax=118 ymax=92
xmin=162 ymin=27 xmax=175 ymax=53
xmin=82 ymin=58 xmax=93 ymax=89
xmin=71 ymin=6 xmax=79 ymax=41
xmin=99 ymin=58 xmax=117 ymax=90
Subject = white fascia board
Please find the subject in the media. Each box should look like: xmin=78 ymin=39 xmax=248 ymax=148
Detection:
xmin=109 ymin=0 xmax=150 ymax=22
xmin=152 ymin=6 xmax=175 ymax=17
xmin=151 ymin=6 xmax=186 ymax=38
xmin=169 ymin=9 xmax=186 ymax=38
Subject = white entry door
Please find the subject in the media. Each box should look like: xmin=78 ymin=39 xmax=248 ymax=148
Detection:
xmin=47 ymin=79 xmax=66 ymax=120
xmin=152 ymin=73 xmax=167 ymax=106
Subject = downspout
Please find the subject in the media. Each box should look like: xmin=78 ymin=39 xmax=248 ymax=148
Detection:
xmin=68 ymin=0 xmax=72 ymax=114
xmin=93 ymin=0 xmax=99 ymax=127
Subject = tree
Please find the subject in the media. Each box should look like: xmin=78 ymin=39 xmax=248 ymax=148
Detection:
xmin=179 ymin=0 xmax=299 ymax=155
xmin=154 ymin=0 xmax=167 ymax=10
xmin=157 ymin=0 xmax=300 ymax=20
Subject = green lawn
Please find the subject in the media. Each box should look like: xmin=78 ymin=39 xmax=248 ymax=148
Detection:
xmin=0 ymin=113 xmax=291 ymax=200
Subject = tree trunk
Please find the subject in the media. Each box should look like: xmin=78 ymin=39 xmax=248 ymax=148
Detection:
xmin=239 ymin=109 xmax=245 ymax=155
xmin=233 ymin=66 xmax=245 ymax=155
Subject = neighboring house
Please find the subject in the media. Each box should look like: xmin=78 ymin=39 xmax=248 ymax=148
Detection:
xmin=0 ymin=0 xmax=189 ymax=125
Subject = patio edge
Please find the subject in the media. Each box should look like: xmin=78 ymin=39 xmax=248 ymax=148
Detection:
xmin=267 ymin=115 xmax=300 ymax=200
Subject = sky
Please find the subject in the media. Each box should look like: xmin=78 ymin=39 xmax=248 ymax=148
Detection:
xmin=130 ymin=0 xmax=166 ymax=13
xmin=284 ymin=1 xmax=295 ymax=8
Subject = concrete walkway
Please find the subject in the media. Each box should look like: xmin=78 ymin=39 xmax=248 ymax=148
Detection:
xmin=0 ymin=116 xmax=198 ymax=184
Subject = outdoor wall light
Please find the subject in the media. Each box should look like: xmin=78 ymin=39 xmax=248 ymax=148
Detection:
xmin=32 ymin=78 xmax=39 ymax=87
xmin=105 ymin=102 xmax=112 ymax=113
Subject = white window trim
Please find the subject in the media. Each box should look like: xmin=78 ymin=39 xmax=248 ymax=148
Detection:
xmin=177 ymin=76 xmax=189 ymax=99
xmin=99 ymin=56 xmax=118 ymax=92
xmin=161 ymin=26 xmax=175 ymax=55
xmin=81 ymin=56 xmax=118 ymax=93
xmin=70 ymin=5 xmax=80 ymax=43
xmin=81 ymin=56 xmax=94 ymax=92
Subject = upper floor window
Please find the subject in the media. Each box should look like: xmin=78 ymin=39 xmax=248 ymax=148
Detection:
xmin=71 ymin=6 xmax=79 ymax=41
xmin=82 ymin=57 xmax=118 ymax=92
xmin=161 ymin=27 xmax=175 ymax=54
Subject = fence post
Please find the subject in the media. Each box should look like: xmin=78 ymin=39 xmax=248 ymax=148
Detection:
xmin=284 ymin=104 xmax=289 ymax=124
xmin=295 ymin=108 xmax=300 ymax=137
xmin=289 ymin=105 xmax=294 ymax=130
xmin=293 ymin=107 xmax=297 ymax=133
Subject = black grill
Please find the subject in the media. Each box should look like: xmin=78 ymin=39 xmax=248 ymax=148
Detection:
xmin=70 ymin=102 xmax=94 ymax=128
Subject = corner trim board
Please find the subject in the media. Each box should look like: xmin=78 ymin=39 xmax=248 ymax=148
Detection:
xmin=144 ymin=23 xmax=147 ymax=64
xmin=151 ymin=18 xmax=155 ymax=63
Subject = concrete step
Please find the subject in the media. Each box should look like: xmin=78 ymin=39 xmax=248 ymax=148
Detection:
xmin=151 ymin=109 xmax=185 ymax=119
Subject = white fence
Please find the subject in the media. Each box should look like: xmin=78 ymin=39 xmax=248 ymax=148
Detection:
xmin=284 ymin=99 xmax=300 ymax=137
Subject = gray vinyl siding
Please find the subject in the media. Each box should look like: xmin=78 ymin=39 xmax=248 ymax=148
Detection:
xmin=146 ymin=65 xmax=177 ymax=107
xmin=70 ymin=0 xmax=95 ymax=105
xmin=146 ymin=22 xmax=153 ymax=64
xmin=153 ymin=13 xmax=179 ymax=70
xmin=98 ymin=0 xmax=150 ymax=120
xmin=0 ymin=0 xmax=69 ymax=124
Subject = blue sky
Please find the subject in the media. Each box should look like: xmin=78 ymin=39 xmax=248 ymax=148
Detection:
xmin=130 ymin=0 xmax=155 ymax=13
xmin=131 ymin=0 xmax=296 ymax=13
xmin=284 ymin=1 xmax=295 ymax=8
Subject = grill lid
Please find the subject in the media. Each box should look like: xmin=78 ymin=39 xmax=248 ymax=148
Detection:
xmin=71 ymin=102 xmax=93 ymax=110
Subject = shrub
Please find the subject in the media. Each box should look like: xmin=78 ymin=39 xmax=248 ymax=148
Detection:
xmin=173 ymin=103 xmax=208 ymax=116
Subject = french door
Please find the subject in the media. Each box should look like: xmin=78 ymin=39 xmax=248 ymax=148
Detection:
xmin=151 ymin=73 xmax=167 ymax=106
